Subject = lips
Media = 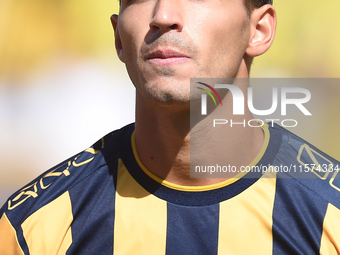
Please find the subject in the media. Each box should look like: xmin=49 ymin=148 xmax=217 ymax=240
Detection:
xmin=145 ymin=49 xmax=191 ymax=65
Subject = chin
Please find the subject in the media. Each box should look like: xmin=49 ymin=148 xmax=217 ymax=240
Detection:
xmin=149 ymin=92 xmax=191 ymax=106
xmin=136 ymin=78 xmax=192 ymax=106
xmin=140 ymin=87 xmax=190 ymax=107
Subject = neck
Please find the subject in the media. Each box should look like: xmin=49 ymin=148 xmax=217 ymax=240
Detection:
xmin=134 ymin=80 xmax=264 ymax=187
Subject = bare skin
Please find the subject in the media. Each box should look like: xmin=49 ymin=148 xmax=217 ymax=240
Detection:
xmin=111 ymin=0 xmax=276 ymax=186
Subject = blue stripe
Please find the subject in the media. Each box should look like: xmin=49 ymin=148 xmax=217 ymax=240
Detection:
xmin=272 ymin=177 xmax=328 ymax=254
xmin=166 ymin=203 xmax=219 ymax=255
xmin=16 ymin=226 xmax=29 ymax=255
xmin=66 ymin=163 xmax=116 ymax=255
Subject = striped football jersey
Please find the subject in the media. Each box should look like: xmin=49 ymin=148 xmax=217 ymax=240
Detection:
xmin=1 ymin=123 xmax=340 ymax=254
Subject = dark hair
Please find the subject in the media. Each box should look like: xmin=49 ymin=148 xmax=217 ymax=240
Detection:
xmin=244 ymin=0 xmax=273 ymax=15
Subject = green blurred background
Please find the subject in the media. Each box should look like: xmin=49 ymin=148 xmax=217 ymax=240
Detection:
xmin=1 ymin=0 xmax=340 ymax=205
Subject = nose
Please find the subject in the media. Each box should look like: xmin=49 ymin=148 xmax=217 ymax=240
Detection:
xmin=149 ymin=0 xmax=184 ymax=33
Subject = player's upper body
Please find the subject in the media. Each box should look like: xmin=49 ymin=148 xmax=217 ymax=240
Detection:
xmin=1 ymin=122 xmax=340 ymax=254
xmin=3 ymin=0 xmax=340 ymax=254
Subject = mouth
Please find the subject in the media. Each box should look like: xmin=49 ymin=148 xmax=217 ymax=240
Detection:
xmin=145 ymin=48 xmax=191 ymax=65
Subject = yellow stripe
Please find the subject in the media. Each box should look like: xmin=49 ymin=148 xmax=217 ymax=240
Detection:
xmin=131 ymin=123 xmax=271 ymax=192
xmin=320 ymin=203 xmax=340 ymax=254
xmin=218 ymin=169 xmax=276 ymax=254
xmin=0 ymin=213 xmax=24 ymax=255
xmin=21 ymin=191 xmax=73 ymax=255
xmin=114 ymin=159 xmax=167 ymax=254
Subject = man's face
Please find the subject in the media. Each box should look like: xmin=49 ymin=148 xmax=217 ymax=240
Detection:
xmin=114 ymin=0 xmax=251 ymax=105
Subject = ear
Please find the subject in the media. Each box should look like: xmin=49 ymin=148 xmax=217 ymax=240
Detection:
xmin=110 ymin=14 xmax=125 ymax=63
xmin=245 ymin=5 xmax=277 ymax=57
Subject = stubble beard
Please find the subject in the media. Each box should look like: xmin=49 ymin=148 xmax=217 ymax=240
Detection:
xmin=135 ymin=74 xmax=192 ymax=107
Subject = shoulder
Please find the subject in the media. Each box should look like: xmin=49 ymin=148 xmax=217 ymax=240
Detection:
xmin=268 ymin=123 xmax=340 ymax=209
xmin=0 ymin=123 xmax=134 ymax=227
xmin=269 ymin=123 xmax=340 ymax=175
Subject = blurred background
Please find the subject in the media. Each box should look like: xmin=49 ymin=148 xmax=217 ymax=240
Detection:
xmin=1 ymin=0 xmax=340 ymax=206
